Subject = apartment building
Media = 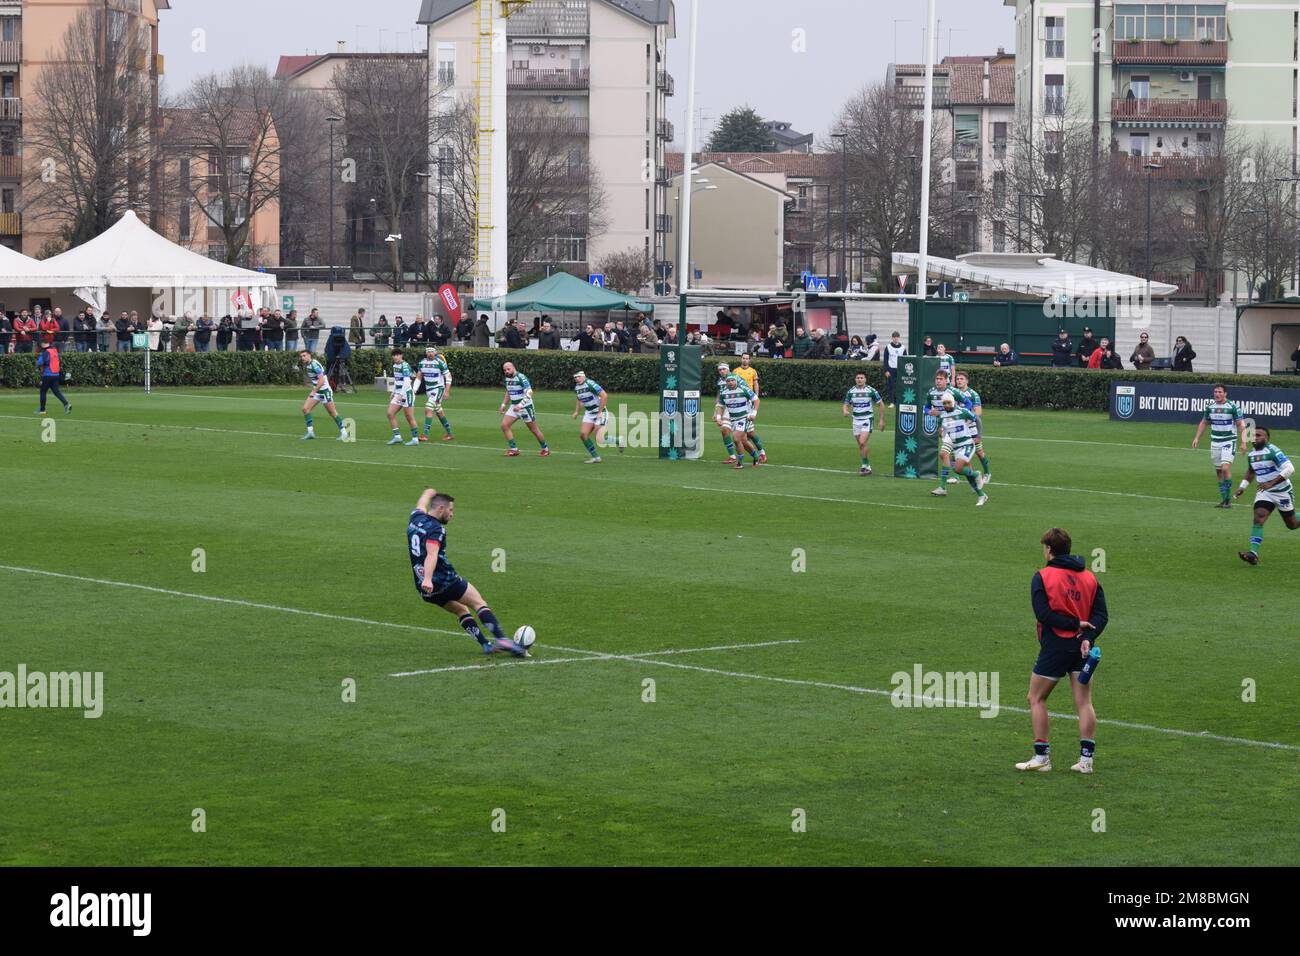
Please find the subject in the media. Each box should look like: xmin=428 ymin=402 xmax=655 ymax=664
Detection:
xmin=887 ymin=52 xmax=1017 ymax=254
xmin=1 ymin=0 xmax=169 ymax=255
xmin=417 ymin=0 xmax=675 ymax=283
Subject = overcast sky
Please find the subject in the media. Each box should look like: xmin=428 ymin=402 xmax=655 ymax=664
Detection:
xmin=160 ymin=0 xmax=1015 ymax=143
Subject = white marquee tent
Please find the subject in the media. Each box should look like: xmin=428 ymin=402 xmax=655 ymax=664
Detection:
xmin=0 ymin=211 xmax=277 ymax=315
xmin=893 ymin=251 xmax=1179 ymax=300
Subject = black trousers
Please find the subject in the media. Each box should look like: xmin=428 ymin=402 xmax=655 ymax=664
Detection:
xmin=40 ymin=377 xmax=68 ymax=410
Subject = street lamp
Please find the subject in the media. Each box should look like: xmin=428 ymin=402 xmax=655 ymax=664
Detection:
xmin=326 ymin=115 xmax=342 ymax=291
xmin=831 ymin=130 xmax=847 ymax=292
xmin=1145 ymin=161 xmax=1162 ymax=309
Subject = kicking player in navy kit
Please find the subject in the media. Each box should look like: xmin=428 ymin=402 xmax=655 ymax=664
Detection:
xmin=407 ymin=487 xmax=528 ymax=657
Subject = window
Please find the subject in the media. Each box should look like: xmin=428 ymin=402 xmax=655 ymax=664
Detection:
xmin=1129 ymin=132 xmax=1150 ymax=157
xmin=1 ymin=76 xmax=13 ymax=98
xmin=1 ymin=19 xmax=16 ymax=42
xmin=1044 ymin=17 xmax=1065 ymax=59
xmin=0 ymin=129 xmax=13 ymax=156
xmin=1 ymin=188 xmax=13 ymax=214
xmin=179 ymin=200 xmax=191 ymax=241
xmin=1115 ymin=4 xmax=1226 ymax=42
xmin=512 ymin=59 xmax=529 ymax=70
xmin=1129 ymin=75 xmax=1150 ymax=100
xmin=179 ymin=158 xmax=191 ymax=193
xmin=993 ymin=220 xmax=1006 ymax=253
xmin=437 ymin=43 xmax=456 ymax=86
xmin=993 ymin=170 xmax=1007 ymax=207
xmin=1044 ymin=75 xmax=1064 ymax=115
xmin=992 ymin=121 xmax=1008 ymax=157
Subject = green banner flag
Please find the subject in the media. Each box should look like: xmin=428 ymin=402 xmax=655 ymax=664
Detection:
xmin=659 ymin=344 xmax=703 ymax=460
xmin=893 ymin=355 xmax=941 ymax=479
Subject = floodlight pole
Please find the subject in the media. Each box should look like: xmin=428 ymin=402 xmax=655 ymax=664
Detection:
xmin=916 ymin=0 xmax=937 ymax=303
xmin=677 ymin=0 xmax=699 ymax=348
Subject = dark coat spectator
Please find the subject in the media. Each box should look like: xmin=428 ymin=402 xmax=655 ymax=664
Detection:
xmin=504 ymin=321 xmax=524 ymax=350
xmin=538 ymin=321 xmax=561 ymax=350
xmin=1130 ymin=333 xmax=1155 ymax=370
xmin=456 ymin=315 xmax=474 ymax=341
xmin=765 ymin=331 xmax=786 ymax=358
xmin=1051 ymin=330 xmax=1074 ymax=367
xmin=1100 ymin=347 xmax=1123 ymax=370
xmin=348 ymin=311 xmax=366 ymax=347
xmin=303 ymin=310 xmax=324 ymax=353
xmin=216 ymin=315 xmax=234 ymax=351
xmin=1076 ymin=330 xmax=1098 ymax=367
xmin=114 ymin=314 xmax=133 ymax=351
xmin=407 ymin=317 xmax=426 ymax=346
xmin=653 ymin=320 xmax=668 ymax=341
xmin=471 ymin=315 xmax=491 ymax=348
xmin=637 ymin=324 xmax=659 ymax=353
xmin=55 ymin=312 xmax=71 ymax=348
xmin=1292 ymin=346 xmax=1300 ymax=372
xmin=920 ymin=335 xmax=936 ymax=356
xmin=171 ymin=314 xmax=192 ymax=351
xmin=792 ymin=327 xmax=812 ymax=359
xmin=576 ymin=324 xmax=598 ymax=351
xmin=1172 ymin=336 xmax=1196 ymax=372
xmin=283 ymin=311 xmax=299 ymax=351
xmin=615 ymin=321 xmax=632 ymax=353
xmin=73 ymin=313 xmax=94 ymax=352
xmin=194 ymin=315 xmax=214 ymax=352
xmin=993 ymin=343 xmax=1018 ymax=367
xmin=263 ymin=313 xmax=285 ymax=349
xmin=806 ymin=329 xmax=831 ymax=360
xmin=0 ymin=314 xmax=10 ymax=353
xmin=847 ymin=335 xmax=868 ymax=361
xmin=429 ymin=318 xmax=451 ymax=347
xmin=386 ymin=318 xmax=401 ymax=348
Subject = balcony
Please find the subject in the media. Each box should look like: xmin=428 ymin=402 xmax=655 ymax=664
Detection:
xmin=509 ymin=116 xmax=589 ymax=136
xmin=656 ymin=118 xmax=674 ymax=141
xmin=0 ymin=98 xmax=19 ymax=121
xmin=508 ymin=68 xmax=590 ymax=91
xmin=657 ymin=70 xmax=674 ymax=95
xmin=0 ymin=154 xmax=18 ymax=178
xmin=1113 ymin=39 xmax=1227 ymax=66
xmin=1112 ymin=96 xmax=1226 ymax=126
xmin=1109 ymin=153 xmax=1226 ymax=180
xmin=655 ymin=214 xmax=672 ymax=233
xmin=954 ymin=141 xmax=980 ymax=162
xmin=0 ymin=41 xmax=19 ymax=66
xmin=892 ymin=85 xmax=950 ymax=109
xmin=0 ymin=211 xmax=19 ymax=236
xmin=505 ymin=1 xmax=590 ymax=38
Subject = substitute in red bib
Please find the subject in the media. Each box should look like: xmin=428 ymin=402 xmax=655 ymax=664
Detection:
xmin=1016 ymin=528 xmax=1108 ymax=775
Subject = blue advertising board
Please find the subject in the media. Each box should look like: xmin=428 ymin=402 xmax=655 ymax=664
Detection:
xmin=1109 ymin=380 xmax=1300 ymax=431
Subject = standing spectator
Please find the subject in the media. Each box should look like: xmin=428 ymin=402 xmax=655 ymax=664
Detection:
xmin=374 ymin=315 xmax=393 ymax=348
xmin=862 ymin=333 xmax=881 ymax=361
xmin=770 ymin=318 xmax=789 ymax=343
xmin=73 ymin=311 xmax=92 ymax=352
xmin=35 ymin=343 xmax=72 ymax=415
xmin=254 ymin=308 xmax=269 ymax=350
xmin=38 ymin=310 xmax=59 ymax=349
xmin=504 ymin=319 xmax=525 ymax=350
xmin=171 ymin=312 xmax=193 ymax=352
xmin=1129 ymin=331 xmax=1155 ymax=370
xmin=349 ymin=309 xmax=366 ymax=348
xmin=161 ymin=312 xmax=176 ymax=351
xmin=265 ymin=310 xmax=286 ymax=350
xmin=217 ymin=315 xmax=235 ymax=352
xmin=993 ymin=342 xmax=1018 ymax=367
xmin=920 ymin=335 xmax=936 ymax=356
xmin=236 ymin=310 xmax=256 ymax=351
xmin=638 ymin=322 xmax=659 ymax=353
xmin=807 ymin=328 xmax=831 ymax=359
xmin=600 ymin=322 xmax=617 ymax=352
xmin=114 ymin=311 xmax=132 ymax=352
xmin=429 ymin=314 xmax=450 ymax=347
xmin=1099 ymin=340 xmax=1123 ymax=370
xmin=1050 ymin=328 xmax=1074 ymax=367
xmin=1087 ymin=337 xmax=1108 ymax=369
xmin=407 ymin=315 xmax=426 ymax=348
xmin=15 ymin=310 xmax=37 ymax=353
xmin=575 ymin=324 xmax=597 ymax=351
xmin=883 ymin=331 xmax=905 ymax=405
xmin=538 ymin=319 xmax=561 ymax=350
xmin=747 ymin=328 xmax=764 ymax=354
xmin=456 ymin=312 xmax=474 ymax=342
xmin=54 ymin=308 xmax=71 ymax=351
xmin=283 ymin=310 xmax=299 ymax=352
xmin=0 ymin=311 xmax=11 ymax=353
xmin=147 ymin=314 xmax=164 ymax=351
xmin=615 ymin=319 xmax=632 ymax=353
xmin=652 ymin=319 xmax=668 ymax=341
xmin=1292 ymin=345 xmax=1300 ymax=373
xmin=792 ymin=326 xmax=812 ymax=359
xmin=1172 ymin=335 xmax=1196 ymax=372
xmin=471 ymin=313 xmax=491 ymax=347
xmin=1076 ymin=327 xmax=1098 ymax=367
xmin=194 ymin=314 xmax=214 ymax=352
xmin=847 ymin=335 xmax=868 ymax=360
xmin=765 ymin=325 xmax=786 ymax=359
xmin=303 ymin=309 xmax=324 ymax=354
xmin=95 ymin=310 xmax=112 ymax=353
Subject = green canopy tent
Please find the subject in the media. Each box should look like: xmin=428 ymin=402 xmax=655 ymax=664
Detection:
xmin=471 ymin=271 xmax=653 ymax=315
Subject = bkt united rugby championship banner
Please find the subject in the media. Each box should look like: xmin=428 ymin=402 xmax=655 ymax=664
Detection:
xmin=1110 ymin=381 xmax=1300 ymax=430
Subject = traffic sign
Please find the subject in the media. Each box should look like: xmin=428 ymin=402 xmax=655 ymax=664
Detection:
xmin=807 ymin=275 xmax=829 ymax=292
xmin=589 ymin=274 xmax=606 ymax=288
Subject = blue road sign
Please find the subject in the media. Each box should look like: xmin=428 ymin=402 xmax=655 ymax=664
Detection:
xmin=589 ymin=274 xmax=606 ymax=288
xmin=807 ymin=275 xmax=829 ymax=292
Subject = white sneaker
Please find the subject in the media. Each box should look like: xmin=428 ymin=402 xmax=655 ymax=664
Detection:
xmin=301 ymin=432 xmax=315 ymax=441
xmin=976 ymin=494 xmax=988 ymax=507
xmin=930 ymin=487 xmax=947 ymax=497
xmin=583 ymin=456 xmax=603 ymax=464
xmin=946 ymin=476 xmax=959 ymax=484
xmin=1071 ymin=759 xmax=1094 ymax=774
xmin=386 ymin=435 xmax=403 ymax=445
xmin=978 ymin=473 xmax=989 ymax=489
xmin=860 ymin=466 xmax=872 ymax=476
xmin=1015 ymin=755 xmax=1052 ymax=772
xmin=887 ymin=403 xmax=895 ymax=408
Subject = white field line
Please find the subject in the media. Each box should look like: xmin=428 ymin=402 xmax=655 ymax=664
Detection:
xmin=389 ymin=639 xmax=802 ymax=677
xmin=682 ymin=485 xmax=934 ymax=510
xmin=1 ymin=562 xmax=1293 ymax=754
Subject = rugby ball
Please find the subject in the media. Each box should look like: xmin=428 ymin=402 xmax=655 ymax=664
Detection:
xmin=514 ymin=625 xmax=536 ymax=648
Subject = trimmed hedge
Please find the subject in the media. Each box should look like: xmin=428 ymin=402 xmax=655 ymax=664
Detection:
xmin=4 ymin=347 xmax=1297 ymax=413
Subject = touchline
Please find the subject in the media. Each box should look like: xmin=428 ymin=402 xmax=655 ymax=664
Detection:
xmin=0 ymin=665 xmax=103 ymax=718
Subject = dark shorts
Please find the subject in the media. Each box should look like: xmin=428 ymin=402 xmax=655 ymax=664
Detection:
xmin=1033 ymin=635 xmax=1085 ymax=681
xmin=418 ymin=575 xmax=469 ymax=607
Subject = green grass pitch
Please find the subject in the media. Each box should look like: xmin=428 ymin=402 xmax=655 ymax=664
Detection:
xmin=0 ymin=382 xmax=1295 ymax=866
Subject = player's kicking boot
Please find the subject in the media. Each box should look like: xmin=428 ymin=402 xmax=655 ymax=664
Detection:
xmin=1015 ymin=754 xmax=1051 ymax=772
xmin=1070 ymin=757 xmax=1094 ymax=774
xmin=1238 ymin=550 xmax=1259 ymax=566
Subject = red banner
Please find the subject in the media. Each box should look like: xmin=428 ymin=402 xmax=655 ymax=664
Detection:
xmin=438 ymin=284 xmax=461 ymax=323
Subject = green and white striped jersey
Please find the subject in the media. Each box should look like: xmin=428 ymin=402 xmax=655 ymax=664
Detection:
xmin=937 ymin=354 xmax=956 ymax=377
xmin=925 ymin=385 xmax=960 ymax=413
xmin=306 ymin=360 xmax=326 ymax=384
xmin=505 ymin=373 xmax=533 ymax=407
xmin=1202 ymin=400 xmax=1243 ymax=444
xmin=717 ymin=381 xmax=757 ymax=422
xmin=940 ymin=406 xmax=981 ymax=446
xmin=1248 ymin=443 xmax=1293 ymax=494
xmin=575 ymin=379 xmax=605 ymax=411
xmin=844 ymin=384 xmax=882 ymax=422
xmin=392 ymin=361 xmax=416 ymax=394
xmin=952 ymin=386 xmax=982 ymax=411
xmin=419 ymin=355 xmax=450 ymax=387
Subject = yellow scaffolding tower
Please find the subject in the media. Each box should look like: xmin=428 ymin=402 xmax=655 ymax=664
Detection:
xmin=474 ymin=0 xmax=531 ymax=301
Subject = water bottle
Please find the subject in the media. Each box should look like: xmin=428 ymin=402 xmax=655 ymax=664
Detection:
xmin=1078 ymin=645 xmax=1101 ymax=685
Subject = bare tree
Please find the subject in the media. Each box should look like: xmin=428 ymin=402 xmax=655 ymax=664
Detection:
xmin=826 ymin=83 xmax=955 ymax=291
xmin=595 ymin=246 xmax=653 ymax=294
xmin=22 ymin=8 xmax=157 ymax=248
xmin=1228 ymin=136 xmax=1299 ymax=302
xmin=330 ymin=55 xmax=433 ymax=290
xmin=273 ymin=89 xmax=331 ymax=268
